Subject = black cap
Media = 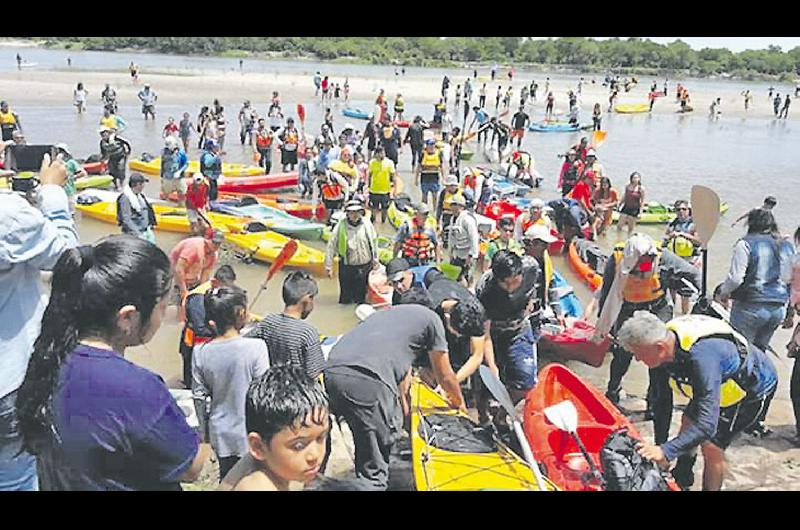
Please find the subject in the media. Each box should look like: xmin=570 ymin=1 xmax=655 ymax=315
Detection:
xmin=764 ymin=196 xmax=777 ymax=206
xmin=129 ymin=173 xmax=149 ymax=185
xmin=385 ymin=258 xmax=411 ymax=282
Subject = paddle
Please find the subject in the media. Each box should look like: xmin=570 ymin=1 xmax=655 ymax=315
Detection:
xmin=690 ymin=185 xmax=721 ymax=298
xmin=478 ymin=366 xmax=549 ymax=491
xmin=543 ymin=400 xmax=606 ymax=488
xmin=592 ymin=130 xmax=607 ymax=149
xmin=248 ymin=238 xmax=299 ymax=311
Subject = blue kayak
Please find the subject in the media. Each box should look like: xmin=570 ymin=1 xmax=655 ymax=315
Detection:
xmin=528 ymin=122 xmax=593 ymax=133
xmin=491 ymin=175 xmax=531 ymax=197
xmin=552 ymin=270 xmax=583 ymax=318
xmin=210 ymin=200 xmax=325 ymax=240
xmin=342 ymin=107 xmax=370 ymax=120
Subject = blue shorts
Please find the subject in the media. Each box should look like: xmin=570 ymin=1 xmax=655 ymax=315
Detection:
xmin=493 ymin=325 xmax=538 ymax=391
xmin=420 ymin=180 xmax=440 ymax=199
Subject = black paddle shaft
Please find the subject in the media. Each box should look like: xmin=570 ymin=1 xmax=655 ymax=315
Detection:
xmin=571 ymin=432 xmax=606 ymax=487
xmin=701 ymin=248 xmax=708 ymax=299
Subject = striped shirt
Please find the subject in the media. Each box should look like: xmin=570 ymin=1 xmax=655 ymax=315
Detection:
xmin=244 ymin=313 xmax=325 ymax=379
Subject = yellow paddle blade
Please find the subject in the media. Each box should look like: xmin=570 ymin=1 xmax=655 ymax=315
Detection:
xmin=592 ymin=130 xmax=607 ymax=148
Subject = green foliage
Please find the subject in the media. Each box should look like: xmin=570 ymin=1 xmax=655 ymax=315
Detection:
xmin=35 ymin=37 xmax=800 ymax=79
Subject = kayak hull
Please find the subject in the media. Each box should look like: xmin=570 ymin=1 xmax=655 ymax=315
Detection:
xmin=412 ymin=377 xmax=558 ymax=491
xmin=82 ymin=161 xmax=108 ymax=174
xmin=218 ymin=192 xmax=325 ymax=220
xmin=342 ymin=107 xmax=370 ymax=120
xmin=210 ymin=201 xmax=325 ymax=240
xmin=75 ymin=201 xmax=326 ymax=274
xmin=75 ymin=175 xmax=113 ymax=190
xmin=216 ymin=172 xmax=299 ymax=193
xmin=539 ymin=319 xmax=609 ymax=367
xmin=129 ymin=157 xmax=265 ymax=177
xmin=523 ymin=364 xmax=680 ymax=491
xmin=528 ymin=123 xmax=593 ymax=132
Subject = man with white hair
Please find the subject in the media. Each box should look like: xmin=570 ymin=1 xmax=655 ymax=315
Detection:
xmin=593 ymin=233 xmax=701 ymax=445
xmin=617 ymin=311 xmax=777 ymax=490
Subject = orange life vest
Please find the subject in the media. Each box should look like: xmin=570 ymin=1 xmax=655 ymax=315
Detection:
xmin=320 ymin=176 xmax=344 ymax=200
xmin=255 ymin=130 xmax=273 ymax=149
xmin=613 ymin=246 xmax=665 ymax=304
xmin=402 ymin=218 xmax=435 ymax=262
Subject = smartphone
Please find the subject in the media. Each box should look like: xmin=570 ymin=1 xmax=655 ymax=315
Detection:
xmin=6 ymin=144 xmax=56 ymax=172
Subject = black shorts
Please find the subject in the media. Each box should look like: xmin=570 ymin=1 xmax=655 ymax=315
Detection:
xmin=369 ymin=193 xmax=390 ymax=210
xmin=281 ymin=150 xmax=298 ymax=166
xmin=685 ymin=386 xmax=776 ymax=449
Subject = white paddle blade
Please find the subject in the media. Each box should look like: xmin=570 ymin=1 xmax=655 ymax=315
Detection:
xmin=479 ymin=365 xmax=518 ymax=421
xmin=691 ymin=185 xmax=721 ymax=249
xmin=355 ymin=304 xmax=376 ymax=321
xmin=543 ymin=400 xmax=579 ymax=434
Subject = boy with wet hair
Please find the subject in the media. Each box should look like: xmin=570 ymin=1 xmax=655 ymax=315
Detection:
xmin=219 ymin=365 xmax=329 ymax=491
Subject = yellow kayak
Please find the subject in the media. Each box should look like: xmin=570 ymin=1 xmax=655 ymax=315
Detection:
xmin=387 ymin=200 xmax=438 ymax=230
xmin=75 ymin=201 xmax=326 ymax=275
xmin=410 ymin=377 xmax=558 ymax=491
xmin=129 ymin=157 xmax=265 ymax=177
xmin=614 ymin=103 xmax=650 ymax=114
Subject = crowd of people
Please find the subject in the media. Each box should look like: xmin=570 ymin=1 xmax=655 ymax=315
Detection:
xmin=2 ymin=61 xmax=800 ymax=494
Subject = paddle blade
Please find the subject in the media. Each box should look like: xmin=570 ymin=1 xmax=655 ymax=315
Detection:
xmin=479 ymin=365 xmax=518 ymax=421
xmin=592 ymin=130 xmax=607 ymax=148
xmin=266 ymin=239 xmax=299 ymax=281
xmin=690 ymin=185 xmax=721 ymax=248
xmin=297 ymin=104 xmax=306 ymax=125
xmin=543 ymin=400 xmax=579 ymax=434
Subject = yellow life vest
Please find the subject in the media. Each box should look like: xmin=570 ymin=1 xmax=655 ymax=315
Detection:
xmin=666 ymin=315 xmax=750 ymax=408
xmin=613 ymin=244 xmax=664 ymax=304
xmin=420 ymin=149 xmax=441 ymax=173
xmin=394 ymin=97 xmax=405 ymax=111
xmin=0 ymin=110 xmax=16 ymax=125
xmin=666 ymin=235 xmax=696 ymax=258
xmin=442 ymin=189 xmax=464 ymax=214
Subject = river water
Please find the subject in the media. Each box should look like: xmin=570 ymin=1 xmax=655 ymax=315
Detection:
xmin=7 ymin=45 xmax=799 ymax=389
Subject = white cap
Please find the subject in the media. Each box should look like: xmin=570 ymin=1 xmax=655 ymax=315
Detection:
xmin=586 ymin=149 xmax=597 ymax=157
xmin=529 ymin=198 xmax=545 ymax=209
xmin=444 ymin=174 xmax=459 ymax=186
xmin=621 ymin=233 xmax=658 ymax=274
xmin=523 ymin=224 xmax=557 ymax=243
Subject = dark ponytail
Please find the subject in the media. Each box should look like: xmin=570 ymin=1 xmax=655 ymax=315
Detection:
xmin=204 ymin=285 xmax=248 ymax=336
xmin=17 ymin=235 xmax=172 ymax=455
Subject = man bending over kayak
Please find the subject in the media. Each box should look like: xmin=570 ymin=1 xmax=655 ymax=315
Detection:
xmin=617 ymin=312 xmax=777 ymax=491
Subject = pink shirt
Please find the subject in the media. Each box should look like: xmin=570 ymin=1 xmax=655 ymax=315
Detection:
xmin=170 ymin=237 xmax=217 ymax=287
xmin=791 ymin=253 xmax=800 ymax=306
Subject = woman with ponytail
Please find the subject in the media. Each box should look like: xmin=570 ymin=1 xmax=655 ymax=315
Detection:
xmin=191 ymin=285 xmax=269 ymax=481
xmin=16 ymin=234 xmax=210 ymax=490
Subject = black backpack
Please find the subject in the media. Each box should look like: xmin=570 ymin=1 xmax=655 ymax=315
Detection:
xmin=600 ymin=428 xmax=670 ymax=491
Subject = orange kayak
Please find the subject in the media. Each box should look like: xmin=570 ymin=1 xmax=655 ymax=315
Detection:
xmin=523 ymin=364 xmax=681 ymax=492
xmin=567 ymin=240 xmax=602 ymax=291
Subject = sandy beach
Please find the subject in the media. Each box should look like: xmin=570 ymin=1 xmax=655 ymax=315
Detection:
xmin=0 ymin=66 xmax=793 ymax=123
xmin=5 ymin=55 xmax=800 ymax=491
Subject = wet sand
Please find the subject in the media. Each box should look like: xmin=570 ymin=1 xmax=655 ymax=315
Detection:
xmin=14 ymin=60 xmax=799 ymax=490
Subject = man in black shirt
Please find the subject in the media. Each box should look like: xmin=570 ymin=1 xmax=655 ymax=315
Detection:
xmin=476 ymin=250 xmax=542 ymax=405
xmin=325 ymin=305 xmax=464 ymax=490
xmin=403 ymin=116 xmax=425 ymax=171
xmin=379 ymin=119 xmax=401 ymax=165
xmin=511 ymin=106 xmax=530 ymax=148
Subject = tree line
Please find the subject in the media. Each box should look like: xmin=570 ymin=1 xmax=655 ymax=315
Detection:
xmin=39 ymin=37 xmax=800 ymax=81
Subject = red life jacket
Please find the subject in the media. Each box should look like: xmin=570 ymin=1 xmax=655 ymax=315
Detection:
xmin=255 ymin=130 xmax=273 ymax=149
xmin=402 ymin=218 xmax=434 ymax=262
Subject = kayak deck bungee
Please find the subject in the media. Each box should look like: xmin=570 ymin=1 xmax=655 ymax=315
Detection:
xmin=75 ymin=200 xmax=326 ymax=274
xmin=523 ymin=364 xmax=680 ymax=491
xmin=411 ymin=377 xmax=558 ymax=491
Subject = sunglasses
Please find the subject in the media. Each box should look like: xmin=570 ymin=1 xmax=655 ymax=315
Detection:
xmin=677 ymin=207 xmax=688 ymax=211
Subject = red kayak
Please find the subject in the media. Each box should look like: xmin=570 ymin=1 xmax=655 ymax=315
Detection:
xmin=483 ymin=199 xmax=565 ymax=254
xmin=523 ymin=364 xmax=681 ymax=491
xmin=217 ymin=172 xmax=299 ymax=193
xmin=394 ymin=120 xmax=410 ymax=128
xmin=82 ymin=161 xmax=108 ymax=174
xmin=539 ymin=320 xmax=610 ymax=368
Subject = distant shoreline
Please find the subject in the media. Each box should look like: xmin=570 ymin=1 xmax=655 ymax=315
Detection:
xmin=4 ymin=38 xmax=796 ymax=84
